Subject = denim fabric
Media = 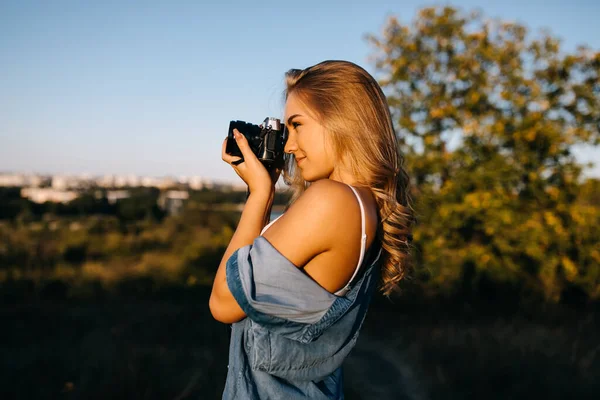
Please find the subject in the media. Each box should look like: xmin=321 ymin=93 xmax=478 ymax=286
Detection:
xmin=223 ymin=236 xmax=381 ymax=399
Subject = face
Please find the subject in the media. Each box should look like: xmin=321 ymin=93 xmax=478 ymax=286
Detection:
xmin=283 ymin=92 xmax=336 ymax=182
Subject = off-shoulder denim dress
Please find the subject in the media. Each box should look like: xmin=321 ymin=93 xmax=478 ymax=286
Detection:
xmin=222 ymin=186 xmax=382 ymax=399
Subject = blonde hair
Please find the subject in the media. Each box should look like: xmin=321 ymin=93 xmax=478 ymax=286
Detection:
xmin=282 ymin=60 xmax=415 ymax=297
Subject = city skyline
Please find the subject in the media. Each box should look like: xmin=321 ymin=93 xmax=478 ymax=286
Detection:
xmin=0 ymin=171 xmax=240 ymax=189
xmin=2 ymin=0 xmax=599 ymax=183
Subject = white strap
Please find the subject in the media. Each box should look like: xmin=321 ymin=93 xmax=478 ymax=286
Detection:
xmin=260 ymin=214 xmax=283 ymax=235
xmin=264 ymin=187 xmax=372 ymax=296
xmin=336 ymin=185 xmax=367 ymax=293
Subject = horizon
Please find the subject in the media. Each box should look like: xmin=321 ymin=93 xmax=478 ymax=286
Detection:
xmin=2 ymin=0 xmax=599 ymax=183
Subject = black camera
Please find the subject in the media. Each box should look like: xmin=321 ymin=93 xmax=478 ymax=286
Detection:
xmin=226 ymin=117 xmax=287 ymax=171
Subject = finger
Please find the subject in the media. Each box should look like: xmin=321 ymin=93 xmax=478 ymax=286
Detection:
xmin=233 ymin=129 xmax=255 ymax=160
xmin=221 ymin=137 xmax=243 ymax=165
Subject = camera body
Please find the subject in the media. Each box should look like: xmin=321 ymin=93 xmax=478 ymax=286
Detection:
xmin=226 ymin=117 xmax=287 ymax=170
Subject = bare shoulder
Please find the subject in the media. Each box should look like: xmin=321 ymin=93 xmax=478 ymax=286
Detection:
xmin=261 ymin=179 xmax=362 ymax=268
xmin=295 ymin=179 xmax=359 ymax=214
xmin=262 ymin=179 xmax=379 ymax=293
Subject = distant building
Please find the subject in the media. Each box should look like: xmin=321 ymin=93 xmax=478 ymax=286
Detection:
xmin=1 ymin=171 xmax=226 ymax=191
xmin=51 ymin=176 xmax=68 ymax=190
xmin=28 ymin=175 xmax=44 ymax=187
xmin=97 ymin=175 xmax=115 ymax=188
xmin=106 ymin=190 xmax=130 ymax=204
xmin=158 ymin=190 xmax=189 ymax=215
xmin=21 ymin=188 xmax=79 ymax=203
xmin=141 ymin=176 xmax=159 ymax=188
xmin=114 ymin=175 xmax=128 ymax=188
xmin=188 ymin=176 xmax=205 ymax=190
xmin=51 ymin=175 xmax=93 ymax=190
xmin=0 ymin=173 xmax=46 ymax=187
xmin=126 ymin=175 xmax=140 ymax=187
xmin=157 ymin=177 xmax=177 ymax=190
xmin=0 ymin=174 xmax=25 ymax=187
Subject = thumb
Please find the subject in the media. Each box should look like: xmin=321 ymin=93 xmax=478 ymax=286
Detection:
xmin=233 ymin=129 xmax=254 ymax=160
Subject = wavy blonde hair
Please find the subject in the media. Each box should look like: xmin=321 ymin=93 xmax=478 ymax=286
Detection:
xmin=282 ymin=60 xmax=415 ymax=297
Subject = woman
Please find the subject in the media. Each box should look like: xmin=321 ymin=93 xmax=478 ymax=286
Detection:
xmin=210 ymin=60 xmax=414 ymax=399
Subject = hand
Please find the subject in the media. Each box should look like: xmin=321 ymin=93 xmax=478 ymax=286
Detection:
xmin=222 ymin=129 xmax=280 ymax=196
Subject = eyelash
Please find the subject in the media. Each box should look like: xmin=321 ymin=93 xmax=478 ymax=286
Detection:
xmin=291 ymin=122 xmax=300 ymax=129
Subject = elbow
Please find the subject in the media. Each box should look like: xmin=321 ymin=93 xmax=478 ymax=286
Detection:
xmin=209 ymin=292 xmax=226 ymax=323
xmin=209 ymin=291 xmax=243 ymax=324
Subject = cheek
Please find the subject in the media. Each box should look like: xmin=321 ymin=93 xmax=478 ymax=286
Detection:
xmin=318 ymin=140 xmax=335 ymax=167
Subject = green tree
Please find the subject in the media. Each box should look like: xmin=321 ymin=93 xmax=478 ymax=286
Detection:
xmin=368 ymin=6 xmax=600 ymax=302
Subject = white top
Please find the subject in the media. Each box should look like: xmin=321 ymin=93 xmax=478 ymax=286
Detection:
xmin=260 ymin=213 xmax=283 ymax=236
xmin=260 ymin=185 xmax=381 ymax=297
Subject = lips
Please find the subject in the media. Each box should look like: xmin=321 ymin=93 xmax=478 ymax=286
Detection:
xmin=296 ymin=157 xmax=306 ymax=166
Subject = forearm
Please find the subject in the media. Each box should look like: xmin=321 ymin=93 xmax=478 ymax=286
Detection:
xmin=210 ymin=190 xmax=274 ymax=304
xmin=221 ymin=190 xmax=273 ymax=269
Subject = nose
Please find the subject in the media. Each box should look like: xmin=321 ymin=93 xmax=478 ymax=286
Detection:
xmin=284 ymin=128 xmax=298 ymax=154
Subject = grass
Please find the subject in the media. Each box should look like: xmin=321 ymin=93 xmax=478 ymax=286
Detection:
xmin=1 ymin=289 xmax=229 ymax=400
xmin=1 ymin=285 xmax=599 ymax=399
xmin=346 ymin=297 xmax=600 ymax=400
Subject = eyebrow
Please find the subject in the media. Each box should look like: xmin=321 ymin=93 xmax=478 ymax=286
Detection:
xmin=286 ymin=114 xmax=302 ymax=126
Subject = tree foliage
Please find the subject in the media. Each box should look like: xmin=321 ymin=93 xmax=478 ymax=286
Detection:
xmin=368 ymin=6 xmax=600 ymax=302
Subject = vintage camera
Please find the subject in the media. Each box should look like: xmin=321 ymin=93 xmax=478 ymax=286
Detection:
xmin=226 ymin=117 xmax=287 ymax=170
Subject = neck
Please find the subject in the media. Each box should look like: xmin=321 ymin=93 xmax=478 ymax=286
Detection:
xmin=329 ymin=167 xmax=358 ymax=186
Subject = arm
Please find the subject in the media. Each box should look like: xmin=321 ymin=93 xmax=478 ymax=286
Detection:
xmin=209 ymin=190 xmax=273 ymax=324
xmin=209 ymin=181 xmax=358 ymax=324
xmin=226 ymin=180 xmax=364 ymax=314
xmin=211 ymin=130 xmax=364 ymax=324
xmin=209 ymin=129 xmax=277 ymax=324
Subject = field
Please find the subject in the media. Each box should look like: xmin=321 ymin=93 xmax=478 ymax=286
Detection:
xmin=2 ymin=287 xmax=598 ymax=400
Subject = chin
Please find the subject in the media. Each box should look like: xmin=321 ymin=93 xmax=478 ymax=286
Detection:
xmin=299 ymin=170 xmax=315 ymax=182
xmin=300 ymin=171 xmax=314 ymax=182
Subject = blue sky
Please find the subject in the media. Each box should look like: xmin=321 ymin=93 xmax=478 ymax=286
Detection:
xmin=1 ymin=0 xmax=599 ymax=183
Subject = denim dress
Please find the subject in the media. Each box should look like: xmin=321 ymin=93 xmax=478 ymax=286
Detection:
xmin=222 ymin=186 xmax=382 ymax=399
